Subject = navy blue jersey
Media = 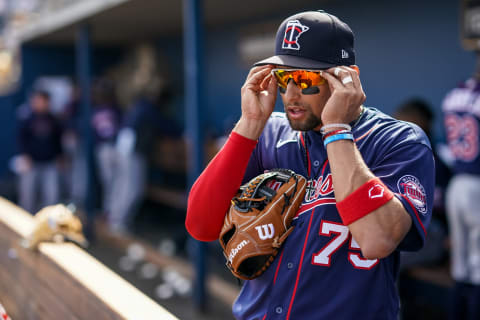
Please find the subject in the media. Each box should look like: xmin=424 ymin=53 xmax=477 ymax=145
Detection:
xmin=442 ymin=78 xmax=480 ymax=175
xmin=18 ymin=112 xmax=63 ymax=163
xmin=233 ymin=106 xmax=434 ymax=320
xmin=91 ymin=104 xmax=122 ymax=144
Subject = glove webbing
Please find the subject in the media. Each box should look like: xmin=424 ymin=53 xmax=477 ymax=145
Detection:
xmin=234 ymin=170 xmax=295 ymax=212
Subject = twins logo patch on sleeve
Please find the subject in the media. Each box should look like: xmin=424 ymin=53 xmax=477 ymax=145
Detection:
xmin=397 ymin=175 xmax=427 ymax=215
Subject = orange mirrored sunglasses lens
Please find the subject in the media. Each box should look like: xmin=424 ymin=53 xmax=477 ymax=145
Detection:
xmin=273 ymin=70 xmax=325 ymax=89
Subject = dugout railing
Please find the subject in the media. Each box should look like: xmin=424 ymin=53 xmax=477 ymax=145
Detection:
xmin=0 ymin=197 xmax=178 ymax=320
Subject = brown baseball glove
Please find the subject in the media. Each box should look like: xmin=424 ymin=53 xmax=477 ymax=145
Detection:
xmin=219 ymin=169 xmax=307 ymax=280
xmin=24 ymin=204 xmax=88 ymax=250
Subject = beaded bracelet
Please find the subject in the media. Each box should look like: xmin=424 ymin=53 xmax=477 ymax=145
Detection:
xmin=323 ymin=133 xmax=354 ymax=147
xmin=322 ymin=129 xmax=351 ymax=141
xmin=320 ymin=123 xmax=352 ymax=135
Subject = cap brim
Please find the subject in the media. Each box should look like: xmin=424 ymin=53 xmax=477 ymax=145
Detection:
xmin=254 ymin=55 xmax=337 ymax=70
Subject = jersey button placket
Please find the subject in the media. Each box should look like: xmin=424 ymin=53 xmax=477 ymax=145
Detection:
xmin=287 ymin=262 xmax=294 ymax=269
xmin=275 ymin=306 xmax=283 ymax=314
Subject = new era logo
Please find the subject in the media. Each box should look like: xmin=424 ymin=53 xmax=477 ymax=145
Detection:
xmin=341 ymin=49 xmax=349 ymax=59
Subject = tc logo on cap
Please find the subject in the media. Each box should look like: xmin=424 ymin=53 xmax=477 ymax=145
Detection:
xmin=282 ymin=20 xmax=309 ymax=50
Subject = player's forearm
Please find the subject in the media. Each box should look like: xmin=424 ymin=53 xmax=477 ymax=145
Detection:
xmin=327 ymin=141 xmax=372 ymax=198
xmin=327 ymin=140 xmax=412 ymax=259
xmin=327 ymin=140 xmax=374 ymax=200
xmin=348 ymin=198 xmax=412 ymax=259
xmin=233 ymin=117 xmax=267 ymax=141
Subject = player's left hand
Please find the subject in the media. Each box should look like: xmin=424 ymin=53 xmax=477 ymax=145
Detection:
xmin=320 ymin=65 xmax=366 ymax=125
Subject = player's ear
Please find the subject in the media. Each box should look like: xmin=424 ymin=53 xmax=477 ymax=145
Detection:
xmin=350 ymin=65 xmax=360 ymax=75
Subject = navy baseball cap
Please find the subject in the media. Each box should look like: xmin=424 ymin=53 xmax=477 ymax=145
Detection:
xmin=254 ymin=10 xmax=355 ymax=69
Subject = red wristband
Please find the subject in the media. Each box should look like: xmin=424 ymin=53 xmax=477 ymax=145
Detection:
xmin=336 ymin=178 xmax=394 ymax=225
xmin=322 ymin=129 xmax=350 ymax=140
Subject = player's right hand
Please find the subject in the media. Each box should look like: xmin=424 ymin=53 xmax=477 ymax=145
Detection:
xmin=320 ymin=66 xmax=366 ymax=125
xmin=234 ymin=65 xmax=277 ymax=140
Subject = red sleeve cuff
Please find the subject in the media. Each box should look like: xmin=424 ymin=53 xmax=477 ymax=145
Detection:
xmin=229 ymin=131 xmax=258 ymax=146
xmin=185 ymin=130 xmax=257 ymax=241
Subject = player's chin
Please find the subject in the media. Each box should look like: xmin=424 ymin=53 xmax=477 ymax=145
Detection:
xmin=286 ymin=114 xmax=320 ymax=132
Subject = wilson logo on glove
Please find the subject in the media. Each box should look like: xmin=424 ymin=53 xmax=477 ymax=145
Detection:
xmin=228 ymin=240 xmax=249 ymax=263
xmin=255 ymin=224 xmax=275 ymax=240
xmin=219 ymin=169 xmax=307 ymax=280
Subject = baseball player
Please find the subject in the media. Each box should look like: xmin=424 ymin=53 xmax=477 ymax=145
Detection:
xmin=442 ymin=68 xmax=480 ymax=319
xmin=186 ymin=10 xmax=434 ymax=319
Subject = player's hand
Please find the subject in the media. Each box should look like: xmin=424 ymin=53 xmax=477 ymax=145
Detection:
xmin=234 ymin=65 xmax=277 ymax=140
xmin=15 ymin=154 xmax=32 ymax=174
xmin=320 ymin=66 xmax=366 ymax=125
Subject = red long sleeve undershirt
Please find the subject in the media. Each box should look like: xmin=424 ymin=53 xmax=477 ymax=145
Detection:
xmin=185 ymin=132 xmax=258 ymax=242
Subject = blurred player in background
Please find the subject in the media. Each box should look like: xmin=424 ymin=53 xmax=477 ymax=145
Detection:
xmin=442 ymin=56 xmax=480 ymax=319
xmin=108 ymin=87 xmax=176 ymax=233
xmin=90 ymin=79 xmax=122 ymax=217
xmin=16 ymin=90 xmax=63 ymax=213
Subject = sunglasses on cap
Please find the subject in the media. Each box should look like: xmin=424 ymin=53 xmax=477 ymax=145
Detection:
xmin=272 ymin=69 xmax=326 ymax=95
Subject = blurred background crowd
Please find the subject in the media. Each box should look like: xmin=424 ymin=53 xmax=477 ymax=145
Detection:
xmin=0 ymin=0 xmax=478 ymax=319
